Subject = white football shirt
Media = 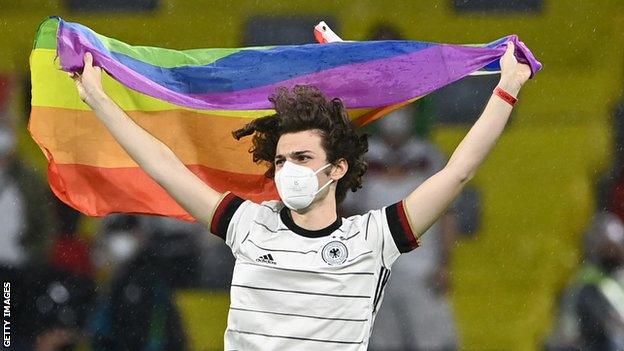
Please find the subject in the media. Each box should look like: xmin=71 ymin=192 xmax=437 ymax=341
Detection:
xmin=210 ymin=192 xmax=420 ymax=350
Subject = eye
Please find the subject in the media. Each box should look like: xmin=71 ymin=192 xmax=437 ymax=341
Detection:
xmin=275 ymin=158 xmax=284 ymax=166
xmin=296 ymin=155 xmax=311 ymax=162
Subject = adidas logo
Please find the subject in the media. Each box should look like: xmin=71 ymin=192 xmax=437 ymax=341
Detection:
xmin=256 ymin=253 xmax=277 ymax=265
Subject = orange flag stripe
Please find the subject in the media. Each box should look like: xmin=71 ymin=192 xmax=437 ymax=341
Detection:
xmin=29 ymin=106 xmax=268 ymax=174
xmin=48 ymin=162 xmax=277 ymax=221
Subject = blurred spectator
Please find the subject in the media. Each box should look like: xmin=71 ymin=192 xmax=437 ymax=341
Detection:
xmin=0 ymin=122 xmax=54 ymax=267
xmin=91 ymin=215 xmax=145 ymax=280
xmin=0 ymin=105 xmax=93 ymax=349
xmin=49 ymin=199 xmax=93 ymax=277
xmin=89 ymin=215 xmax=194 ymax=351
xmin=0 ymin=123 xmax=26 ymax=266
xmin=140 ymin=216 xmax=212 ymax=288
xmin=197 ymin=233 xmax=236 ymax=289
xmin=367 ymin=22 xmax=404 ymax=41
xmin=342 ymin=105 xmax=459 ymax=350
xmin=545 ymin=212 xmax=624 ymax=350
xmin=137 ymin=216 xmax=234 ymax=288
xmin=344 ymin=22 xmax=460 ymax=351
xmin=11 ymin=196 xmax=97 ymax=351
xmin=15 ymin=266 xmax=96 ymax=351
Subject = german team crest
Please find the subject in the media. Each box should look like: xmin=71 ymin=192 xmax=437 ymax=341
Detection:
xmin=321 ymin=241 xmax=348 ymax=266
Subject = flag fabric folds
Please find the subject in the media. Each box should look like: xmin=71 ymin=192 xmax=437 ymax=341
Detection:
xmin=29 ymin=16 xmax=541 ymax=221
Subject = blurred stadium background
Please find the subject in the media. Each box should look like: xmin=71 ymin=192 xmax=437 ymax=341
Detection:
xmin=1 ymin=1 xmax=622 ymax=350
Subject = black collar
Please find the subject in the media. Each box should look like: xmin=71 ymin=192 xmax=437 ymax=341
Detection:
xmin=280 ymin=207 xmax=342 ymax=238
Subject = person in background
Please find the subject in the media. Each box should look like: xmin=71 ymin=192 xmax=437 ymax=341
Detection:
xmin=49 ymin=199 xmax=93 ymax=277
xmin=342 ymin=105 xmax=459 ymax=350
xmin=0 ymin=120 xmax=79 ymax=351
xmin=18 ymin=263 xmax=97 ymax=351
xmin=142 ymin=216 xmax=236 ymax=288
xmin=89 ymin=215 xmax=191 ymax=351
xmin=545 ymin=212 xmax=624 ymax=351
xmin=0 ymin=122 xmax=28 ymax=267
xmin=343 ymin=22 xmax=458 ymax=350
xmin=0 ymin=112 xmax=93 ymax=350
xmin=12 ymin=198 xmax=96 ymax=351
xmin=0 ymin=121 xmax=54 ymax=268
xmin=91 ymin=215 xmax=145 ymax=280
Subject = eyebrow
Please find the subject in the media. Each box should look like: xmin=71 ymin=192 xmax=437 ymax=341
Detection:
xmin=275 ymin=150 xmax=314 ymax=159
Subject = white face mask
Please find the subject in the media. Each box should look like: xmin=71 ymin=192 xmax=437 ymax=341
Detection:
xmin=106 ymin=232 xmax=139 ymax=264
xmin=378 ymin=108 xmax=414 ymax=142
xmin=275 ymin=161 xmax=334 ymax=211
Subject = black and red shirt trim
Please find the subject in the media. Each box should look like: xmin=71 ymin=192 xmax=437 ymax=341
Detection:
xmin=384 ymin=201 xmax=419 ymax=253
xmin=210 ymin=193 xmax=244 ymax=240
xmin=280 ymin=207 xmax=342 ymax=238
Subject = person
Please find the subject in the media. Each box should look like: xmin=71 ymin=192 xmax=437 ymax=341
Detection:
xmin=0 ymin=122 xmax=54 ymax=268
xmin=69 ymin=41 xmax=531 ymax=350
xmin=545 ymin=212 xmax=624 ymax=351
xmin=343 ymin=106 xmax=459 ymax=350
xmin=89 ymin=215 xmax=190 ymax=351
xmin=359 ymin=23 xmax=460 ymax=349
xmin=0 ymin=123 xmax=28 ymax=267
xmin=49 ymin=199 xmax=93 ymax=278
xmin=10 ymin=194 xmax=95 ymax=351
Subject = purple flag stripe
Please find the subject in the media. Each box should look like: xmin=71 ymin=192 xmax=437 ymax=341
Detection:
xmin=57 ymin=20 xmax=541 ymax=111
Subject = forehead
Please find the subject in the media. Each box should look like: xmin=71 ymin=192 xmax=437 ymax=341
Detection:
xmin=276 ymin=130 xmax=325 ymax=155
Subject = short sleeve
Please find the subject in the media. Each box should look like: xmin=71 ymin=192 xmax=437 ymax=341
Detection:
xmin=209 ymin=192 xmax=260 ymax=254
xmin=360 ymin=200 xmax=420 ymax=268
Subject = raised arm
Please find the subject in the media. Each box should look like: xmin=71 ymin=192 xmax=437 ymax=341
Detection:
xmin=71 ymin=52 xmax=223 ymax=225
xmin=404 ymin=42 xmax=531 ymax=236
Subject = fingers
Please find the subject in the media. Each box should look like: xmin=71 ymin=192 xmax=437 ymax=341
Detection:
xmin=67 ymin=52 xmax=101 ymax=80
xmin=505 ymin=41 xmax=515 ymax=55
xmin=65 ymin=52 xmax=93 ymax=80
xmin=84 ymin=52 xmax=93 ymax=68
xmin=67 ymin=71 xmax=80 ymax=80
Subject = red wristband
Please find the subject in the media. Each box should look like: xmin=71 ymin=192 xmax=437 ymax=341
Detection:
xmin=493 ymin=86 xmax=517 ymax=106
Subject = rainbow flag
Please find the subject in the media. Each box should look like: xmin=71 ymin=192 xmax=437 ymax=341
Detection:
xmin=29 ymin=16 xmax=541 ymax=221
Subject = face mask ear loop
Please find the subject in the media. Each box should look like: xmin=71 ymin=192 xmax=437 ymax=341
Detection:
xmin=313 ymin=163 xmax=333 ymax=175
xmin=314 ymin=178 xmax=334 ymax=196
xmin=311 ymin=163 xmax=334 ymax=196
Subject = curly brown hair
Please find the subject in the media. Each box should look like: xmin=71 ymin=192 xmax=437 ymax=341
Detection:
xmin=232 ymin=85 xmax=369 ymax=203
